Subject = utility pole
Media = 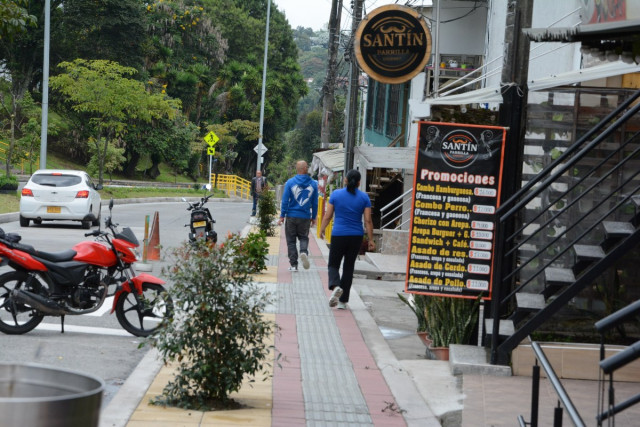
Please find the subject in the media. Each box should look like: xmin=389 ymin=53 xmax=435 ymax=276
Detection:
xmin=256 ymin=0 xmax=271 ymax=172
xmin=320 ymin=0 xmax=343 ymax=149
xmin=343 ymin=0 xmax=363 ymax=173
xmin=490 ymin=0 xmax=534 ymax=366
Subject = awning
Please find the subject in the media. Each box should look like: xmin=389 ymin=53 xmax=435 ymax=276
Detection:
xmin=311 ymin=148 xmax=345 ymax=177
xmin=414 ymin=86 xmax=504 ymax=107
xmin=355 ymin=146 xmax=415 ymax=170
xmin=311 ymin=146 xmax=416 ymax=177
xmin=528 ymin=60 xmax=640 ymax=91
xmin=523 ymin=20 xmax=640 ymax=44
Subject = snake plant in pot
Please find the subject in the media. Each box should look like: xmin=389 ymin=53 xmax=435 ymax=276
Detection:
xmin=425 ymin=295 xmax=481 ymax=360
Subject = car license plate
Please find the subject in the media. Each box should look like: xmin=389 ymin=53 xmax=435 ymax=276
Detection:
xmin=47 ymin=206 xmax=61 ymax=213
xmin=193 ymin=221 xmax=207 ymax=228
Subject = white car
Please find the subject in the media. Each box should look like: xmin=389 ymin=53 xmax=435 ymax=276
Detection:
xmin=19 ymin=170 xmax=103 ymax=229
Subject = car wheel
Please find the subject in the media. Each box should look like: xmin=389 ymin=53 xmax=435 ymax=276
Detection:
xmin=19 ymin=216 xmax=29 ymax=227
xmin=91 ymin=204 xmax=101 ymax=227
xmin=81 ymin=220 xmax=91 ymax=229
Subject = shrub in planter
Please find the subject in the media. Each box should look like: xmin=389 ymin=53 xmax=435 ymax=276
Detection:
xmin=425 ymin=295 xmax=481 ymax=348
xmin=151 ymin=234 xmax=276 ymax=410
xmin=257 ymin=190 xmax=277 ymax=236
xmin=0 ymin=174 xmax=18 ymax=193
xmin=228 ymin=230 xmax=269 ymax=274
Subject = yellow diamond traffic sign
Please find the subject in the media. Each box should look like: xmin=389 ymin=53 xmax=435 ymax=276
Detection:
xmin=204 ymin=131 xmax=219 ymax=147
xmin=207 ymin=147 xmax=215 ymax=155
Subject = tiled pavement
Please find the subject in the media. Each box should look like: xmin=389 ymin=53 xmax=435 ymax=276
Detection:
xmin=117 ymin=222 xmax=640 ymax=427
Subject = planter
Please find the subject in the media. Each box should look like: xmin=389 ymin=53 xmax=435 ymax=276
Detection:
xmin=429 ymin=346 xmax=450 ymax=361
xmin=416 ymin=331 xmax=432 ymax=347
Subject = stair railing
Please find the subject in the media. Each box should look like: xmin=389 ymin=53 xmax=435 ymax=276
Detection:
xmin=490 ymin=88 xmax=640 ymax=364
xmin=380 ymin=187 xmax=413 ymax=230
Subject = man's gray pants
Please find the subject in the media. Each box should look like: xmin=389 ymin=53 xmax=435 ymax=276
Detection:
xmin=285 ymin=217 xmax=311 ymax=267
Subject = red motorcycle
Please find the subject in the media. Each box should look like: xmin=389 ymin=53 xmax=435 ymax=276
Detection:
xmin=0 ymin=200 xmax=173 ymax=337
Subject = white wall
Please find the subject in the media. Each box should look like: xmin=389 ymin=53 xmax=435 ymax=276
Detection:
xmin=437 ymin=1 xmax=488 ymax=55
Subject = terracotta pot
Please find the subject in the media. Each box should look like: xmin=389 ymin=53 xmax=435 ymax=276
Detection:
xmin=416 ymin=331 xmax=432 ymax=347
xmin=429 ymin=346 xmax=450 ymax=361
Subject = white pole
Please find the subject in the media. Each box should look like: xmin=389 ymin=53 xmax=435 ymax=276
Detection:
xmin=257 ymin=0 xmax=271 ymax=172
xmin=40 ymin=0 xmax=51 ymax=169
xmin=208 ymin=154 xmax=212 ymax=190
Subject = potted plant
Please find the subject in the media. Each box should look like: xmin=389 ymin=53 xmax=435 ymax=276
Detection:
xmin=397 ymin=293 xmax=432 ymax=346
xmin=424 ymin=295 xmax=481 ymax=360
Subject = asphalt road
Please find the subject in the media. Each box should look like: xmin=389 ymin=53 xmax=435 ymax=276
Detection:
xmin=0 ymin=198 xmax=253 ymax=406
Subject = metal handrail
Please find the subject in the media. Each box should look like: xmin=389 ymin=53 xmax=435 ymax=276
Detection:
xmin=530 ymin=341 xmax=586 ymax=427
xmin=380 ymin=187 xmax=413 ymax=230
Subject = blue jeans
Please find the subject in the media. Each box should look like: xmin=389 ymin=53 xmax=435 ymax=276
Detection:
xmin=251 ymin=193 xmax=260 ymax=215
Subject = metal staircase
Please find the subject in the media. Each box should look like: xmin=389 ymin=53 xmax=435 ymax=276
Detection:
xmin=489 ymin=89 xmax=640 ymax=365
xmin=366 ymin=168 xmax=403 ymax=208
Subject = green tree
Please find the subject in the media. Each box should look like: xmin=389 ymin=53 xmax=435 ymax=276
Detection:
xmin=55 ymin=0 xmax=147 ymax=69
xmin=0 ymin=0 xmax=36 ymax=40
xmin=86 ymin=137 xmax=125 ymax=181
xmin=207 ymin=120 xmax=260 ymax=174
xmin=49 ymin=59 xmax=180 ymax=184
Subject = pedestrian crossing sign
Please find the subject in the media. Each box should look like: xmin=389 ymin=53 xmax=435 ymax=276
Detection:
xmin=204 ymin=131 xmax=219 ymax=147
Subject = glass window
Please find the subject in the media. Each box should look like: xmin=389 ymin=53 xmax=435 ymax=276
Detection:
xmin=31 ymin=174 xmax=82 ymax=187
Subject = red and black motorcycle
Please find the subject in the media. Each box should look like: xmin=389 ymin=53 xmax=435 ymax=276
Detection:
xmin=0 ymin=200 xmax=173 ymax=337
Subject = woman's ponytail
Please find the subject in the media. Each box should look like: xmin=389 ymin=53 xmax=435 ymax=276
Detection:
xmin=346 ymin=169 xmax=360 ymax=194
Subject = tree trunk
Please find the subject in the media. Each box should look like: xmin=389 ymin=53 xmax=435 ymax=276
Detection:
xmin=320 ymin=0 xmax=342 ymax=149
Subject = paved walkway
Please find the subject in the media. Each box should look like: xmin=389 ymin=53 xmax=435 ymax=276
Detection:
xmin=101 ymin=221 xmax=640 ymax=427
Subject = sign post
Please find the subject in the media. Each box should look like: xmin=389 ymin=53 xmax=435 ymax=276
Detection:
xmin=405 ymin=122 xmax=507 ymax=301
xmin=253 ymin=143 xmax=268 ymax=170
xmin=204 ymin=131 xmax=219 ymax=189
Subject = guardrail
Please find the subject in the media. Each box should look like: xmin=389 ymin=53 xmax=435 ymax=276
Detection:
xmin=211 ymin=174 xmax=251 ymax=200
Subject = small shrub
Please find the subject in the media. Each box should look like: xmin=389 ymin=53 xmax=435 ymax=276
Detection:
xmin=228 ymin=230 xmax=269 ymax=274
xmin=151 ymin=234 xmax=276 ymax=410
xmin=257 ymin=190 xmax=277 ymax=236
xmin=0 ymin=174 xmax=18 ymax=190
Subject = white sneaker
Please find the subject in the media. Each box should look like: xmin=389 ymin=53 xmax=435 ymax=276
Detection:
xmin=288 ymin=265 xmax=298 ymax=272
xmin=337 ymin=302 xmax=348 ymax=310
xmin=300 ymin=252 xmax=310 ymax=269
xmin=329 ymin=287 xmax=343 ymax=307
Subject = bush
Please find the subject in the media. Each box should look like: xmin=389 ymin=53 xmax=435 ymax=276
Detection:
xmin=227 ymin=230 xmax=269 ymax=274
xmin=0 ymin=174 xmax=18 ymax=191
xmin=151 ymin=234 xmax=276 ymax=410
xmin=257 ymin=190 xmax=277 ymax=236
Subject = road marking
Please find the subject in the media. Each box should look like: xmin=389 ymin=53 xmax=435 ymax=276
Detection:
xmin=85 ymin=296 xmax=115 ymax=317
xmin=35 ymin=323 xmax=133 ymax=337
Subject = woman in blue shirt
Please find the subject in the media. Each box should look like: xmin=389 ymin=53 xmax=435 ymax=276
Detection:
xmin=319 ymin=169 xmax=375 ymax=309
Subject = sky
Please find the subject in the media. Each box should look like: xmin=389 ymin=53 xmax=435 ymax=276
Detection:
xmin=273 ymin=0 xmax=403 ymax=31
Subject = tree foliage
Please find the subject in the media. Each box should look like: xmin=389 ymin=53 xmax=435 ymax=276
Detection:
xmin=50 ymin=59 xmax=180 ymax=184
xmin=0 ymin=0 xmax=36 ymax=41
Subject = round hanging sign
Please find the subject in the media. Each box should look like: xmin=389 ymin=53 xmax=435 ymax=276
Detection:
xmin=354 ymin=5 xmax=432 ymax=84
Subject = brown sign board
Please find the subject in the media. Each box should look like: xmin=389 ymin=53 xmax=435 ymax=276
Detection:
xmin=354 ymin=5 xmax=432 ymax=84
xmin=405 ymin=122 xmax=508 ymax=300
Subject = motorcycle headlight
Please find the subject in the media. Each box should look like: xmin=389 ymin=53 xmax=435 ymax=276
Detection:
xmin=128 ymin=247 xmax=140 ymax=260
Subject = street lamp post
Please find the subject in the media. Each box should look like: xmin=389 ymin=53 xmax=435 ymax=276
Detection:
xmin=256 ymin=0 xmax=271 ymax=172
xmin=40 ymin=0 xmax=51 ymax=170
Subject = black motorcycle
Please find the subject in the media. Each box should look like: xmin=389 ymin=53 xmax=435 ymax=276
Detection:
xmin=182 ymin=195 xmax=217 ymax=244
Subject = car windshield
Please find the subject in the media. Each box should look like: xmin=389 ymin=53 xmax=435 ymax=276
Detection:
xmin=31 ymin=174 xmax=83 ymax=187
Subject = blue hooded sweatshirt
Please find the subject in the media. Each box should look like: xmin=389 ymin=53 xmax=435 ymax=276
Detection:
xmin=280 ymin=174 xmax=318 ymax=220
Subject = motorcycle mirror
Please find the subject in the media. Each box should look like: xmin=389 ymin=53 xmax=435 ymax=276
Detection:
xmin=109 ymin=198 xmax=114 ymax=211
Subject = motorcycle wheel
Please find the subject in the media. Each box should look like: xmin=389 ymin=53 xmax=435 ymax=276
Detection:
xmin=115 ymin=283 xmax=174 ymax=337
xmin=0 ymin=271 xmax=45 ymax=334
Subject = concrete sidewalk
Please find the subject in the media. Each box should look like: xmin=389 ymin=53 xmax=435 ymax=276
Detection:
xmin=100 ymin=223 xmax=640 ymax=427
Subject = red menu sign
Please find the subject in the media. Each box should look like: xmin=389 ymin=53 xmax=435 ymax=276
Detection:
xmin=405 ymin=122 xmax=507 ymax=299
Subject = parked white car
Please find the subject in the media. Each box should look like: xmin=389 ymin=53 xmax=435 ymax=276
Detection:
xmin=19 ymin=170 xmax=102 ymax=229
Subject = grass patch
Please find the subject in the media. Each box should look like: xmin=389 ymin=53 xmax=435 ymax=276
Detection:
xmin=100 ymin=186 xmax=227 ymax=199
xmin=0 ymin=187 xmax=227 ymax=215
xmin=0 ymin=193 xmax=20 ymax=214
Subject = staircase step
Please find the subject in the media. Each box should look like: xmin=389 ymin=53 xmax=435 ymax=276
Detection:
xmin=369 ymin=184 xmax=381 ymax=189
xmin=544 ymin=267 xmax=575 ymax=285
xmin=379 ymin=176 xmax=391 ymax=182
xmin=484 ymin=319 xmax=515 ymax=337
xmin=515 ymin=292 xmax=546 ymax=312
xmin=632 ymin=195 xmax=640 ymax=207
xmin=603 ymin=221 xmax=635 ymax=238
xmin=573 ymin=244 xmax=605 ymax=261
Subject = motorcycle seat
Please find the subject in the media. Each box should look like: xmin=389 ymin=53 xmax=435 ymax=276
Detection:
xmin=35 ymin=249 xmax=78 ymax=262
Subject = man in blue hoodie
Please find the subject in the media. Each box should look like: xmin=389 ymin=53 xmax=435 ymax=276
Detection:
xmin=278 ymin=160 xmax=318 ymax=271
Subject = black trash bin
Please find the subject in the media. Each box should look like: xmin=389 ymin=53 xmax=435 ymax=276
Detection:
xmin=0 ymin=363 xmax=104 ymax=427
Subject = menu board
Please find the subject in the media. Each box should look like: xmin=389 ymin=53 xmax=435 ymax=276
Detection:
xmin=405 ymin=122 xmax=507 ymax=299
